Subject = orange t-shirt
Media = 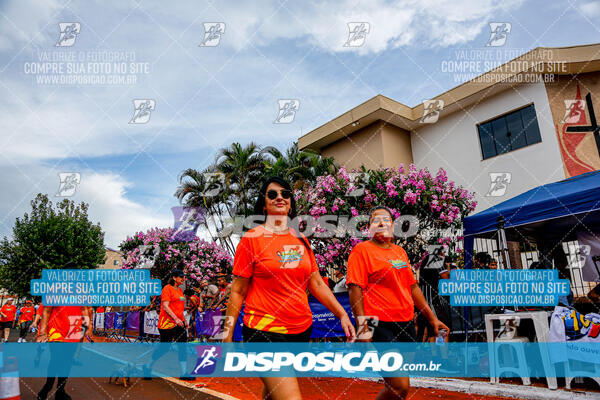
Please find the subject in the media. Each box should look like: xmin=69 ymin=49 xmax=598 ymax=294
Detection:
xmin=0 ymin=304 xmax=16 ymax=322
xmin=233 ymin=225 xmax=318 ymax=334
xmin=346 ymin=241 xmax=417 ymax=322
xmin=190 ymin=295 xmax=200 ymax=308
xmin=18 ymin=306 xmax=35 ymax=322
xmin=158 ymin=284 xmax=185 ymax=330
xmin=47 ymin=306 xmax=85 ymax=342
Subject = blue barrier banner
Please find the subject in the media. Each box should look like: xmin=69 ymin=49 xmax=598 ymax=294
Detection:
xmin=126 ymin=311 xmax=140 ymax=332
xmin=114 ymin=312 xmax=125 ymax=330
xmin=4 ymin=342 xmax=599 ymax=378
xmin=309 ymin=293 xmax=355 ymax=338
xmin=104 ymin=312 xmax=115 ymax=330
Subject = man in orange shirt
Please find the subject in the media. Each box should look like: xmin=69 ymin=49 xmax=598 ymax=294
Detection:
xmin=348 ymin=206 xmax=449 ymax=400
xmin=0 ymin=298 xmax=16 ymax=342
xmin=17 ymin=299 xmax=35 ymax=342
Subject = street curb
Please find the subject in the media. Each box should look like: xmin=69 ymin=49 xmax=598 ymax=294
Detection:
xmin=410 ymin=378 xmax=598 ymax=400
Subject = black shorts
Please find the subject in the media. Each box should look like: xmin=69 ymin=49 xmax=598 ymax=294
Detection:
xmin=158 ymin=325 xmax=187 ymax=342
xmin=372 ymin=320 xmax=417 ymax=342
xmin=0 ymin=321 xmax=13 ymax=330
xmin=242 ymin=324 xmax=312 ymax=342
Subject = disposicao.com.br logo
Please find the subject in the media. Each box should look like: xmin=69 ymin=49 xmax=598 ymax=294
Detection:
xmin=224 ymin=351 xmax=441 ymax=373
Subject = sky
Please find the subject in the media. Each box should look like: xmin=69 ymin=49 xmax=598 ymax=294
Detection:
xmin=0 ymin=0 xmax=599 ymax=248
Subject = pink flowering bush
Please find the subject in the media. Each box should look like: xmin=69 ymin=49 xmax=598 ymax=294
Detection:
xmin=119 ymin=227 xmax=232 ymax=285
xmin=294 ymin=164 xmax=477 ymax=272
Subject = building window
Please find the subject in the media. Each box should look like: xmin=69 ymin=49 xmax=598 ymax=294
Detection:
xmin=113 ymin=260 xmax=119 ymax=266
xmin=478 ymin=104 xmax=542 ymax=160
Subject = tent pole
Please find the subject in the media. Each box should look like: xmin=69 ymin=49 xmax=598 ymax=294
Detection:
xmin=496 ymin=216 xmax=511 ymax=269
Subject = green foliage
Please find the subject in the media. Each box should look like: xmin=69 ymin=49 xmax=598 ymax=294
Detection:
xmin=0 ymin=194 xmax=105 ymax=297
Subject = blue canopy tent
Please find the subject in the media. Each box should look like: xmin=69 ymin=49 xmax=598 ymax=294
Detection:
xmin=463 ymin=170 xmax=600 ymax=269
xmin=458 ymin=170 xmax=600 ymax=339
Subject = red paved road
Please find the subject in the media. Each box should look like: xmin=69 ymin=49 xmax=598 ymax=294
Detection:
xmin=19 ymin=377 xmax=219 ymax=400
xmin=189 ymin=377 xmax=519 ymax=400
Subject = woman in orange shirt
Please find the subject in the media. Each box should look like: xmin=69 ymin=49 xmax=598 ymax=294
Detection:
xmin=347 ymin=206 xmax=449 ymax=400
xmin=37 ymin=305 xmax=91 ymax=400
xmin=224 ymin=176 xmax=355 ymax=400
xmin=144 ymin=269 xmax=191 ymax=380
xmin=0 ymin=298 xmax=16 ymax=343
xmin=17 ymin=299 xmax=35 ymax=342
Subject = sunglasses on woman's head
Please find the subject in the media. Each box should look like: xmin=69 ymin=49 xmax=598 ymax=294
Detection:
xmin=267 ymin=189 xmax=292 ymax=200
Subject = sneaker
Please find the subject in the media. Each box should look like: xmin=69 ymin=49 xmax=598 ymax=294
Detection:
xmin=22 ymin=338 xmax=27 ymax=342
xmin=17 ymin=338 xmax=21 ymax=343
xmin=36 ymin=387 xmax=51 ymax=400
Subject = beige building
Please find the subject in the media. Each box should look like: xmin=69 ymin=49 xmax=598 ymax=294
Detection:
xmin=299 ymin=43 xmax=600 ymax=214
xmin=299 ymin=43 xmax=600 ymax=279
xmin=98 ymin=247 xmax=123 ymax=269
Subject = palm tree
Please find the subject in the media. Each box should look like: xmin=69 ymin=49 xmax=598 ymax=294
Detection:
xmin=175 ymin=166 xmax=236 ymax=254
xmin=262 ymin=142 xmax=337 ymax=188
xmin=215 ymin=142 xmax=265 ymax=217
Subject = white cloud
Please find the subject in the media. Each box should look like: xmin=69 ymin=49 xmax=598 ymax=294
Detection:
xmin=0 ymin=164 xmax=171 ymax=249
xmin=0 ymin=0 xmax=61 ymax=52
xmin=78 ymin=172 xmax=172 ymax=248
xmin=199 ymin=0 xmax=525 ymax=54
xmin=580 ymin=1 xmax=600 ymax=17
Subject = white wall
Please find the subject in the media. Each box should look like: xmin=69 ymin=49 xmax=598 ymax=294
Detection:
xmin=411 ymin=81 xmax=565 ymax=213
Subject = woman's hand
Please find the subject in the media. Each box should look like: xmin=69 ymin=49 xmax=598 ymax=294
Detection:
xmin=175 ymin=318 xmax=184 ymax=328
xmin=430 ymin=318 xmax=450 ymax=337
xmin=37 ymin=332 xmax=48 ymax=343
xmin=339 ymin=314 xmax=356 ymax=342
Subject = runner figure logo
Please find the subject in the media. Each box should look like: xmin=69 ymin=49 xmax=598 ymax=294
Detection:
xmin=192 ymin=345 xmax=222 ymax=375
xmin=170 ymin=206 xmax=205 ymax=242
xmin=569 ymin=244 xmax=591 ymax=270
xmin=210 ymin=316 xmax=234 ymax=340
xmin=56 ymin=172 xmax=81 ymax=197
xmin=356 ymin=315 xmax=379 ymax=340
xmin=486 ymin=22 xmax=511 ymax=47
xmin=346 ymin=172 xmax=370 ymax=197
xmin=486 ymin=172 xmax=511 ymax=197
xmin=419 ymin=99 xmax=444 ymax=123
xmin=129 ymin=99 xmax=156 ymax=124
xmin=277 ymin=245 xmax=304 ymax=269
xmin=344 ymin=22 xmax=370 ymax=47
xmin=199 ymin=23 xmax=225 ymax=47
xmin=201 ymin=172 xmax=226 ymax=197
xmin=274 ymin=99 xmax=300 ymax=124
xmin=137 ymin=245 xmax=160 ymax=269
xmin=56 ymin=23 xmax=81 ymax=47
xmin=561 ymin=99 xmax=586 ymax=124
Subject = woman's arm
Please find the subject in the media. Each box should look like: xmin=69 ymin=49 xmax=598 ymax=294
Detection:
xmin=31 ymin=313 xmax=42 ymax=329
xmin=308 ymin=272 xmax=355 ymax=340
xmin=411 ymin=284 xmax=449 ymax=336
xmin=222 ymin=276 xmax=249 ymax=342
xmin=37 ymin=306 xmax=53 ymax=342
xmin=348 ymin=284 xmax=371 ymax=341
